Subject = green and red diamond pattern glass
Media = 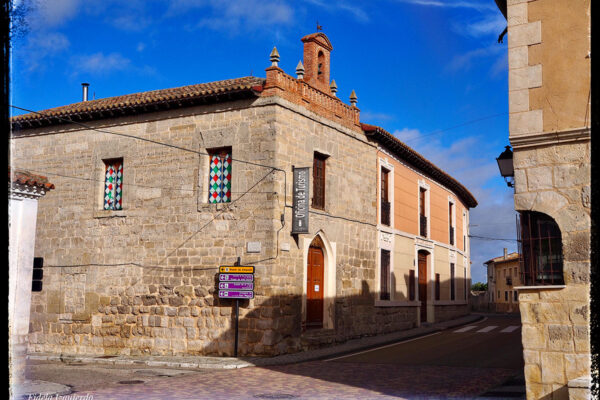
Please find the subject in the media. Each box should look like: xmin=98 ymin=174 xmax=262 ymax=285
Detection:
xmin=104 ymin=162 xmax=123 ymax=210
xmin=209 ymin=153 xmax=231 ymax=203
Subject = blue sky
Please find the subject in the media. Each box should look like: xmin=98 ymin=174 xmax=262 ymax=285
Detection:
xmin=11 ymin=0 xmax=518 ymax=284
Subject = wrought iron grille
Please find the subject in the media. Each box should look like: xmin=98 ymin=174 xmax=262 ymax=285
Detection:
xmin=381 ymin=201 xmax=391 ymax=226
xmin=380 ymin=250 xmax=391 ymax=300
xmin=420 ymin=215 xmax=428 ymax=237
xmin=449 ymin=226 xmax=455 ymax=245
xmin=517 ymin=211 xmax=564 ymax=285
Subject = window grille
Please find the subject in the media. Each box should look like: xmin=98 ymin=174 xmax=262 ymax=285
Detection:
xmin=450 ymin=263 xmax=455 ymax=300
xmin=517 ymin=211 xmax=564 ymax=285
xmin=409 ymin=269 xmax=415 ymax=301
xmin=103 ymin=159 xmax=123 ymax=210
xmin=380 ymin=250 xmax=390 ymax=300
xmin=380 ymin=168 xmax=391 ymax=226
xmin=32 ymin=257 xmax=43 ymax=292
xmin=312 ymin=153 xmax=327 ymax=209
xmin=209 ymin=149 xmax=232 ymax=203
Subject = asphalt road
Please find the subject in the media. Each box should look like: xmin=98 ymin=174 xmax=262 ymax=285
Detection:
xmin=21 ymin=314 xmax=525 ymax=399
xmin=328 ymin=314 xmax=524 ymax=370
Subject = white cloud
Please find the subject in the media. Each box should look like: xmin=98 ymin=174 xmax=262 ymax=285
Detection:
xmin=462 ymin=13 xmax=506 ymax=38
xmin=28 ymin=0 xmax=81 ymax=30
xmin=167 ymin=0 xmax=294 ymax=33
xmin=361 ymin=111 xmax=395 ymax=123
xmin=302 ymin=0 xmax=370 ymax=23
xmin=393 ymin=127 xmax=517 ymax=283
xmin=70 ymin=52 xmax=132 ymax=76
xmin=396 ymin=0 xmax=495 ymax=12
xmin=19 ymin=32 xmax=70 ymax=71
xmin=446 ymin=45 xmax=505 ymax=75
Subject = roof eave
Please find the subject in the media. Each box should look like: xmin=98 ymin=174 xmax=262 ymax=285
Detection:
xmin=362 ymin=123 xmax=478 ymax=209
xmin=11 ymin=82 xmax=264 ymax=130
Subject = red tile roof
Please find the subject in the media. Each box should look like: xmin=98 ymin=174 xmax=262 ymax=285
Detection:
xmin=11 ymin=76 xmax=265 ymax=129
xmin=361 ymin=123 xmax=478 ymax=208
xmin=484 ymin=252 xmax=520 ymax=265
xmin=9 ymin=167 xmax=55 ymax=190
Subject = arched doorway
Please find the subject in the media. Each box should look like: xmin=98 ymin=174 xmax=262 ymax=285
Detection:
xmin=418 ymin=250 xmax=430 ymax=323
xmin=306 ymin=236 xmax=325 ymax=328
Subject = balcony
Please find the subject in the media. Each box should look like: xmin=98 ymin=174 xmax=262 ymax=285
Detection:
xmin=420 ymin=215 xmax=427 ymax=237
xmin=381 ymin=201 xmax=391 ymax=226
xmin=506 ymin=277 xmax=512 ymax=286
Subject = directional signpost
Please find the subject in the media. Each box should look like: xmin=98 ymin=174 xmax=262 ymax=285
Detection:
xmin=218 ymin=262 xmax=254 ymax=356
xmin=218 ymin=266 xmax=255 ymax=300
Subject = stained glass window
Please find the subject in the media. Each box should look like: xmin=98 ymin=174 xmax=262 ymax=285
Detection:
xmin=104 ymin=159 xmax=123 ymax=210
xmin=208 ymin=150 xmax=232 ymax=203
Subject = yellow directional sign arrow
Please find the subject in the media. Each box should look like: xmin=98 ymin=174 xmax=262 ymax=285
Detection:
xmin=219 ymin=266 xmax=254 ymax=273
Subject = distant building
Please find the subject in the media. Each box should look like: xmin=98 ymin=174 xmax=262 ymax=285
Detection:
xmin=484 ymin=249 xmax=521 ymax=313
xmin=495 ymin=0 xmax=591 ymax=398
xmin=10 ymin=32 xmax=476 ymax=357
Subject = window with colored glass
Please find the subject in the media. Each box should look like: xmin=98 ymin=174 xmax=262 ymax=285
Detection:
xmin=208 ymin=148 xmax=232 ymax=204
xmin=103 ymin=158 xmax=123 ymax=210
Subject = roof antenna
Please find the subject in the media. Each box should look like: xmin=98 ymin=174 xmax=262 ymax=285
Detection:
xmin=316 ymin=21 xmax=323 ymax=31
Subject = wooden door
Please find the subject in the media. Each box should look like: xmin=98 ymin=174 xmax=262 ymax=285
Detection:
xmin=418 ymin=252 xmax=428 ymax=322
xmin=307 ymin=247 xmax=324 ymax=328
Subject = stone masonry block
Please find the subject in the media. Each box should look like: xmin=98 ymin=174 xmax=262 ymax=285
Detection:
xmin=547 ymin=324 xmax=573 ymax=352
xmin=508 ymin=21 xmax=541 ymax=48
xmin=541 ymin=352 xmax=565 ymax=384
xmin=526 ymin=166 xmax=553 ymax=190
xmin=513 ymin=168 xmax=528 ymax=194
xmin=554 ymin=164 xmax=590 ymax=189
xmin=525 ymin=364 xmax=542 ymax=384
xmin=509 ymin=110 xmax=543 ymax=136
xmin=564 ymin=353 xmax=591 ymax=381
xmin=522 ymin=324 xmax=546 ymax=350
xmin=509 ymin=89 xmax=529 ymax=113
xmin=507 ymin=2 xmax=527 ymax=27
xmin=508 ymin=46 xmax=528 ymax=69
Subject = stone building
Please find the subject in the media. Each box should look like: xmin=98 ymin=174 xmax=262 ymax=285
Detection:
xmin=362 ymin=124 xmax=477 ymax=324
xmin=10 ymin=32 xmax=475 ymax=357
xmin=495 ymin=0 xmax=591 ymax=398
xmin=485 ymin=249 xmax=521 ymax=313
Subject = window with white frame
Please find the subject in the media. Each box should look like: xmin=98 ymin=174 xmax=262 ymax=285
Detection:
xmin=208 ymin=148 xmax=232 ymax=204
xmin=103 ymin=158 xmax=123 ymax=210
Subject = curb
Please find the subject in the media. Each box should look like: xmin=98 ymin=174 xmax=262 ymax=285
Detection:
xmin=26 ymin=314 xmax=485 ymax=370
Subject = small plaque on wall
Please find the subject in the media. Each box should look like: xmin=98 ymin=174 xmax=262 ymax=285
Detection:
xmin=247 ymin=241 xmax=262 ymax=253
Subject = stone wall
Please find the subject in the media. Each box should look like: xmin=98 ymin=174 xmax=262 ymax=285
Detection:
xmin=506 ymin=0 xmax=591 ymax=398
xmin=11 ymin=92 xmax=422 ymax=357
xmin=12 ymin=99 xmax=287 ymax=356
xmin=513 ymin=129 xmax=591 ymax=400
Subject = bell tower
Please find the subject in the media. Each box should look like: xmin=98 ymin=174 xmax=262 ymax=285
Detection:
xmin=301 ymin=32 xmax=333 ymax=94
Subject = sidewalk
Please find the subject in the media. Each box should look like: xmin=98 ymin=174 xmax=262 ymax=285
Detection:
xmin=18 ymin=313 xmax=484 ymax=398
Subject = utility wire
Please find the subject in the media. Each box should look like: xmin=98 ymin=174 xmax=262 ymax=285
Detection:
xmin=469 ymin=234 xmax=517 ymax=242
xmin=41 ymin=168 xmax=277 ymax=270
xmin=8 ymin=166 xmax=276 ymax=194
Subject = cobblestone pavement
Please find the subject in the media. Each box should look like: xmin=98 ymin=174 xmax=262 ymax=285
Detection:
xmin=72 ymin=360 xmax=516 ymax=400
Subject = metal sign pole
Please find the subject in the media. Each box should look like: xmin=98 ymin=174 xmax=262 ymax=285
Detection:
xmin=234 ymin=257 xmax=240 ymax=357
xmin=234 ymin=299 xmax=239 ymax=357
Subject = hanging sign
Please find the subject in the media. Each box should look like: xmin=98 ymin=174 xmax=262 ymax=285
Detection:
xmin=292 ymin=167 xmax=310 ymax=234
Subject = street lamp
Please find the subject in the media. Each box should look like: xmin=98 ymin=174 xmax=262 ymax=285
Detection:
xmin=496 ymin=145 xmax=514 ymax=187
